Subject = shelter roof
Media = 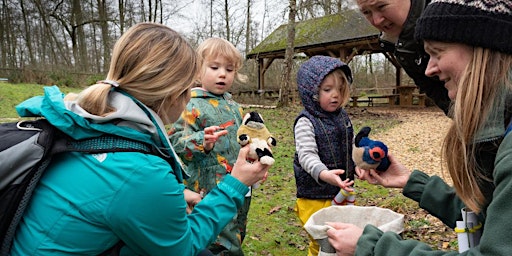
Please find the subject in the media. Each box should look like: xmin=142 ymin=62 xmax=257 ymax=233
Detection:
xmin=247 ymin=9 xmax=381 ymax=59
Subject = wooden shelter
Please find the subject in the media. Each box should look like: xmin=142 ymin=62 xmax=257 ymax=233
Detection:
xmin=246 ymin=9 xmax=406 ymax=101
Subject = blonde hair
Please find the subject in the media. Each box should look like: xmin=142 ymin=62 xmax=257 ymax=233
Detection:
xmin=327 ymin=69 xmax=351 ymax=107
xmin=196 ymin=37 xmax=247 ymax=83
xmin=443 ymin=48 xmax=512 ymax=213
xmin=76 ymin=23 xmax=199 ymax=120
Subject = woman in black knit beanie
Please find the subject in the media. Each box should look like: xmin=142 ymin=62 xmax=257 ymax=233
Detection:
xmin=326 ymin=0 xmax=512 ymax=255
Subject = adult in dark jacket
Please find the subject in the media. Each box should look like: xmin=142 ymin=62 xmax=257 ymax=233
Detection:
xmin=357 ymin=0 xmax=451 ymax=114
xmin=326 ymin=0 xmax=512 ymax=255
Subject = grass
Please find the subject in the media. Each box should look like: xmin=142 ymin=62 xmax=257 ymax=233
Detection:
xmin=1 ymin=83 xmax=452 ymax=254
xmin=0 ymin=83 xmax=79 ymax=119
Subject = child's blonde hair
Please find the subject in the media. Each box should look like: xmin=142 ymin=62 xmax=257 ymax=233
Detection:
xmin=196 ymin=37 xmax=247 ymax=83
xmin=328 ymin=69 xmax=352 ymax=107
xmin=76 ymin=23 xmax=199 ymax=120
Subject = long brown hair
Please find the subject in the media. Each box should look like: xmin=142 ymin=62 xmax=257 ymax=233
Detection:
xmin=443 ymin=48 xmax=512 ymax=212
xmin=76 ymin=23 xmax=199 ymax=121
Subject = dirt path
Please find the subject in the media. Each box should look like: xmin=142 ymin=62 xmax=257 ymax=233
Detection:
xmin=368 ymin=107 xmax=452 ymax=183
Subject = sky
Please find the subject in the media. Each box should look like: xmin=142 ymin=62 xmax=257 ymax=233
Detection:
xmin=166 ymin=0 xmax=288 ymax=41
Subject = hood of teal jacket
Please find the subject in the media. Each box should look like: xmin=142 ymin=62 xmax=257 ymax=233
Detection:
xmin=17 ymin=86 xmax=162 ymax=142
xmin=16 ymin=85 xmax=186 ymax=181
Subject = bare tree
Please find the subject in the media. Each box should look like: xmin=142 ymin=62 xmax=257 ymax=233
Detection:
xmin=97 ymin=0 xmax=111 ymax=72
xmin=278 ymin=0 xmax=296 ymax=107
xmin=119 ymin=0 xmax=125 ymax=33
xmin=223 ymin=0 xmax=231 ymax=41
xmin=245 ymin=0 xmax=251 ymax=56
xmin=20 ymin=0 xmax=35 ymax=66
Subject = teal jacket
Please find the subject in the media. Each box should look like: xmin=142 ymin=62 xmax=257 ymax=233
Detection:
xmin=10 ymin=86 xmax=249 ymax=256
xmin=355 ymin=82 xmax=512 ymax=255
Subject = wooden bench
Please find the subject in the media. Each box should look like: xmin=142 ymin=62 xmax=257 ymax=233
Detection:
xmin=350 ymin=96 xmax=371 ymax=107
xmin=236 ymin=90 xmax=279 ymax=99
xmin=367 ymin=94 xmax=399 ymax=106
xmin=0 ymin=78 xmax=8 ymax=83
xmin=412 ymin=93 xmax=426 ymax=107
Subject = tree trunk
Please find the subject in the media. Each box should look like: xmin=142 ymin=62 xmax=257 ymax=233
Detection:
xmin=224 ymin=0 xmax=230 ymax=42
xmin=119 ymin=0 xmax=125 ymax=33
xmin=245 ymin=0 xmax=251 ymax=56
xmin=20 ymin=0 xmax=36 ymax=67
xmin=278 ymin=0 xmax=296 ymax=107
xmin=72 ymin=0 xmax=88 ymax=71
xmin=98 ymin=0 xmax=110 ymax=72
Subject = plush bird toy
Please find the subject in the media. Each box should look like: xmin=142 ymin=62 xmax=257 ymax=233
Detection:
xmin=352 ymin=126 xmax=390 ymax=172
xmin=237 ymin=111 xmax=277 ymax=166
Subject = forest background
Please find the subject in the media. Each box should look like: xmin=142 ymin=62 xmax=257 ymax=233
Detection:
xmin=0 ymin=0 xmax=412 ymax=101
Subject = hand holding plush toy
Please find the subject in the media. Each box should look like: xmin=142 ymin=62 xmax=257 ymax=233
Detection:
xmin=352 ymin=126 xmax=390 ymax=172
xmin=237 ymin=111 xmax=277 ymax=166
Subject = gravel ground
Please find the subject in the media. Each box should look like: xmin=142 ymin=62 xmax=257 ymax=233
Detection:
xmin=368 ymin=106 xmax=453 ymax=184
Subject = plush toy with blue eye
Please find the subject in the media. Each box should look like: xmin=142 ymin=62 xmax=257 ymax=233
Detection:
xmin=352 ymin=126 xmax=390 ymax=172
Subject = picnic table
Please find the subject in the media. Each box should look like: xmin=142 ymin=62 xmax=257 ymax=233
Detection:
xmin=367 ymin=94 xmax=399 ymax=106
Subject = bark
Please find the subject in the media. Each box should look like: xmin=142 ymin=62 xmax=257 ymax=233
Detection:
xmin=278 ymin=0 xmax=296 ymax=107
xmin=98 ymin=0 xmax=110 ymax=72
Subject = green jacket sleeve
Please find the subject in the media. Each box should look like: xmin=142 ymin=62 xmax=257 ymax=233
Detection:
xmin=403 ymin=170 xmax=465 ymax=228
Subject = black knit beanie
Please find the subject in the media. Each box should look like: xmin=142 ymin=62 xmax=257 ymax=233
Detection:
xmin=415 ymin=0 xmax=512 ymax=54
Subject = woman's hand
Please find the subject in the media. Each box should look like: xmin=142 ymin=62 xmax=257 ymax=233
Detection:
xmin=230 ymin=146 xmax=271 ymax=187
xmin=203 ymin=126 xmax=228 ymax=152
xmin=183 ymin=188 xmax=202 ymax=214
xmin=325 ymin=222 xmax=363 ymax=256
xmin=356 ymin=153 xmax=411 ymax=188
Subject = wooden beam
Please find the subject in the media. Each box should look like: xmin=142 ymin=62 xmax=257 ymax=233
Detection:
xmin=258 ymin=58 xmax=263 ymax=91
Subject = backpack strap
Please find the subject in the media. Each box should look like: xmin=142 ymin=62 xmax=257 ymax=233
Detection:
xmin=1 ymin=119 xmax=171 ymax=256
xmin=505 ymin=118 xmax=512 ymax=137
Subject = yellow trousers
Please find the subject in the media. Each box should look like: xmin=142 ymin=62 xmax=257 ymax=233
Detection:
xmin=295 ymin=198 xmax=333 ymax=256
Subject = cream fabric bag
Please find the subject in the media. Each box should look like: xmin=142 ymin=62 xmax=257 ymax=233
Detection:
xmin=304 ymin=206 xmax=404 ymax=256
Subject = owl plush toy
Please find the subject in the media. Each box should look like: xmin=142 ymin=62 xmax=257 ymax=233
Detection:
xmin=237 ymin=111 xmax=277 ymax=165
xmin=352 ymin=126 xmax=390 ymax=172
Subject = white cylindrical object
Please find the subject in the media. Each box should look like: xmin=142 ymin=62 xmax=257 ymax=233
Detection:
xmin=456 ymin=220 xmax=473 ymax=253
xmin=331 ymin=189 xmax=355 ymax=205
xmin=332 ymin=190 xmax=347 ymax=205
xmin=462 ymin=208 xmax=481 ymax=246
xmin=456 ymin=208 xmax=482 ymax=252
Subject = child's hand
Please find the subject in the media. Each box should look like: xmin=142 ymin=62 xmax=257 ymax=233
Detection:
xmin=183 ymin=188 xmax=202 ymax=214
xmin=203 ymin=126 xmax=228 ymax=152
xmin=319 ymin=169 xmax=354 ymax=189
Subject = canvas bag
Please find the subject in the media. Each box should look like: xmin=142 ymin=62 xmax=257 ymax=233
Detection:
xmin=304 ymin=205 xmax=404 ymax=256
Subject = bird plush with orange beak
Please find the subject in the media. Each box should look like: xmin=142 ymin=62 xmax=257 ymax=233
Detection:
xmin=352 ymin=126 xmax=390 ymax=172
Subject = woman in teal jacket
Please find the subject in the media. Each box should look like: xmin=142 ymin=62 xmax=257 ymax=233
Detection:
xmin=326 ymin=0 xmax=512 ymax=255
xmin=9 ymin=23 xmax=269 ymax=256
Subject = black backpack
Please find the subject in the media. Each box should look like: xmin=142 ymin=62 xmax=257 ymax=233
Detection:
xmin=0 ymin=119 xmax=173 ymax=255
